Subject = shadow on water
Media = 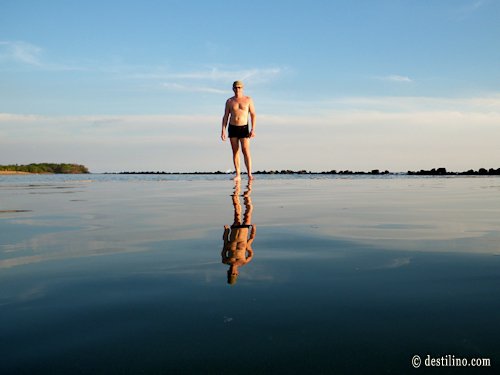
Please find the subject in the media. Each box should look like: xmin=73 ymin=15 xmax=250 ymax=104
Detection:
xmin=221 ymin=181 xmax=256 ymax=285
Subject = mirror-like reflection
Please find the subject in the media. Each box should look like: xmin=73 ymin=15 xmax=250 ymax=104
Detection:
xmin=2 ymin=176 xmax=500 ymax=374
xmin=221 ymin=181 xmax=256 ymax=284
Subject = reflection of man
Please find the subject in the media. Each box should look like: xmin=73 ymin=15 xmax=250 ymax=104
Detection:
xmin=221 ymin=182 xmax=256 ymax=285
xmin=220 ymin=80 xmax=256 ymax=182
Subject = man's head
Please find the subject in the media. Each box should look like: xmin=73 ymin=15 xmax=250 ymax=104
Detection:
xmin=227 ymin=267 xmax=239 ymax=285
xmin=233 ymin=81 xmax=244 ymax=91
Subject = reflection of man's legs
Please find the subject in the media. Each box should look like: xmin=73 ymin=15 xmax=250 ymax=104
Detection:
xmin=243 ymin=198 xmax=253 ymax=225
xmin=230 ymin=138 xmax=241 ymax=180
xmin=243 ymin=184 xmax=253 ymax=225
xmin=240 ymin=138 xmax=253 ymax=179
xmin=232 ymin=183 xmax=242 ymax=225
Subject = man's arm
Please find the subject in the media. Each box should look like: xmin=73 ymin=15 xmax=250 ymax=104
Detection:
xmin=221 ymin=226 xmax=230 ymax=259
xmin=245 ymin=248 xmax=254 ymax=263
xmin=248 ymin=97 xmax=256 ymax=138
xmin=248 ymin=225 xmax=256 ymax=244
xmin=221 ymin=100 xmax=230 ymax=141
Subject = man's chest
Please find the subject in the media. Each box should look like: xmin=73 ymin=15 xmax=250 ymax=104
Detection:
xmin=230 ymin=99 xmax=249 ymax=112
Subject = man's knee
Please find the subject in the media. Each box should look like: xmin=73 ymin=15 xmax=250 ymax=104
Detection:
xmin=231 ymin=141 xmax=240 ymax=153
xmin=241 ymin=139 xmax=250 ymax=150
xmin=241 ymin=145 xmax=251 ymax=157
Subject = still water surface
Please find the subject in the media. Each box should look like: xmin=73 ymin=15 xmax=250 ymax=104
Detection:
xmin=1 ymin=175 xmax=499 ymax=374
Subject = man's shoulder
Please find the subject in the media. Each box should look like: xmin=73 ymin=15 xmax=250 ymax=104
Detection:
xmin=227 ymin=95 xmax=252 ymax=103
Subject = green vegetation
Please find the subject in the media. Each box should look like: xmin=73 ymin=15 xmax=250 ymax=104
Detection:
xmin=0 ymin=163 xmax=89 ymax=174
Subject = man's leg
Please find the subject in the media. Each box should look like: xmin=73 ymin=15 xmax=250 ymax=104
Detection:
xmin=230 ymin=137 xmax=241 ymax=181
xmin=240 ymin=138 xmax=253 ymax=180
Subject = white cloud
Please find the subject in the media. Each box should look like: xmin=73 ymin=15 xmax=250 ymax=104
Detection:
xmin=145 ymin=66 xmax=286 ymax=95
xmin=0 ymin=40 xmax=43 ymax=66
xmin=375 ymin=75 xmax=413 ymax=83
xmin=132 ymin=66 xmax=286 ymax=94
xmin=327 ymin=94 xmax=500 ymax=113
xmin=162 ymin=83 xmax=227 ymax=94
xmin=0 ymin=40 xmax=87 ymax=71
xmin=0 ymin=40 xmax=285 ymax=87
xmin=142 ymin=67 xmax=283 ymax=82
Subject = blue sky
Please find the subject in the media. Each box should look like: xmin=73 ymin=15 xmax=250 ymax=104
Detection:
xmin=1 ymin=0 xmax=499 ymax=172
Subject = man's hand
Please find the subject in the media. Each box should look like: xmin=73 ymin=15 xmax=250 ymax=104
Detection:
xmin=249 ymin=130 xmax=255 ymax=138
xmin=221 ymin=131 xmax=226 ymax=141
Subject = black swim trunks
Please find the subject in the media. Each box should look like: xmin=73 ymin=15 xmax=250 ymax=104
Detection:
xmin=228 ymin=124 xmax=250 ymax=138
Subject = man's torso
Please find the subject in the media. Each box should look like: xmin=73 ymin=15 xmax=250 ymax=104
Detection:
xmin=228 ymin=96 xmax=250 ymax=125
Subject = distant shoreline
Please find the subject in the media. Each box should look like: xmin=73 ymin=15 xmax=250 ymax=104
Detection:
xmin=2 ymin=167 xmax=500 ymax=177
xmin=111 ymin=167 xmax=500 ymax=176
xmin=0 ymin=163 xmax=89 ymax=174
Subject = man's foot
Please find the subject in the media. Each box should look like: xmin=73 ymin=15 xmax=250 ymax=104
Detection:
xmin=248 ymin=174 xmax=254 ymax=180
xmin=232 ymin=175 xmax=241 ymax=181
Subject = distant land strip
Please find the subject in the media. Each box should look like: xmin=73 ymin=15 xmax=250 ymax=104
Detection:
xmin=0 ymin=163 xmax=89 ymax=174
xmin=113 ymin=167 xmax=500 ymax=176
xmin=2 ymin=165 xmax=500 ymax=176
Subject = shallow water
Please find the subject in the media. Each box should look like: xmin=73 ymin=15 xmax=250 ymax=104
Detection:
xmin=1 ymin=175 xmax=499 ymax=374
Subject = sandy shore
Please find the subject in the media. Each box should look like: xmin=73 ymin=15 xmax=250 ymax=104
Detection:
xmin=0 ymin=171 xmax=33 ymax=175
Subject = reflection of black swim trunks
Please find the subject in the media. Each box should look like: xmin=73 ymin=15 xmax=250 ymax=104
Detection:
xmin=228 ymin=124 xmax=250 ymax=138
xmin=231 ymin=224 xmax=252 ymax=229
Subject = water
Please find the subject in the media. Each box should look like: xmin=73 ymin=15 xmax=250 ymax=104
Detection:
xmin=1 ymin=174 xmax=499 ymax=374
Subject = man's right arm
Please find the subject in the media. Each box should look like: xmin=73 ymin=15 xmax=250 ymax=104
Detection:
xmin=221 ymin=100 xmax=230 ymax=141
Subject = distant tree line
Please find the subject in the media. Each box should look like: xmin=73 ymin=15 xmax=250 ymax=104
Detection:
xmin=0 ymin=163 xmax=89 ymax=174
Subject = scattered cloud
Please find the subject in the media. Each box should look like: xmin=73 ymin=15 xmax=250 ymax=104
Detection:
xmin=461 ymin=0 xmax=487 ymax=13
xmin=0 ymin=40 xmax=43 ymax=66
xmin=326 ymin=94 xmax=500 ymax=112
xmin=162 ymin=83 xmax=227 ymax=94
xmin=170 ymin=67 xmax=283 ymax=83
xmin=0 ymin=40 xmax=86 ymax=71
xmin=138 ymin=67 xmax=283 ymax=82
xmin=135 ymin=66 xmax=286 ymax=95
xmin=0 ymin=39 xmax=285 ymax=92
xmin=375 ymin=75 xmax=413 ymax=83
xmin=469 ymin=0 xmax=486 ymax=11
xmin=455 ymin=0 xmax=488 ymax=20
xmin=0 ymin=113 xmax=219 ymax=140
xmin=133 ymin=66 xmax=286 ymax=93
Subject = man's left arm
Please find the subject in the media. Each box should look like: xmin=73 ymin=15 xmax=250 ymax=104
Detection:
xmin=249 ymin=98 xmax=256 ymax=138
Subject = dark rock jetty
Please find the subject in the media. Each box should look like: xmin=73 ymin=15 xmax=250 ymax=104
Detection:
xmin=114 ymin=168 xmax=499 ymax=176
xmin=407 ymin=168 xmax=500 ymax=176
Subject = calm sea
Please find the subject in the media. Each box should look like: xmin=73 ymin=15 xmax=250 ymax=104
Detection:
xmin=1 ymin=174 xmax=499 ymax=374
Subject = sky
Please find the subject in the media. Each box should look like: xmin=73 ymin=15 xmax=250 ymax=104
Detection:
xmin=1 ymin=0 xmax=499 ymax=173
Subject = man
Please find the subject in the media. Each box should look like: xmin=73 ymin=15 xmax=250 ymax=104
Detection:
xmin=221 ymin=80 xmax=256 ymax=181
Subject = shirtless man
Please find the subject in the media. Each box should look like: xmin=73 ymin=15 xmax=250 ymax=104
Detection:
xmin=221 ymin=81 xmax=256 ymax=181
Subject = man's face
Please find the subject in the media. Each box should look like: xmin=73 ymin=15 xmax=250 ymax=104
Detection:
xmin=233 ymin=85 xmax=243 ymax=92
